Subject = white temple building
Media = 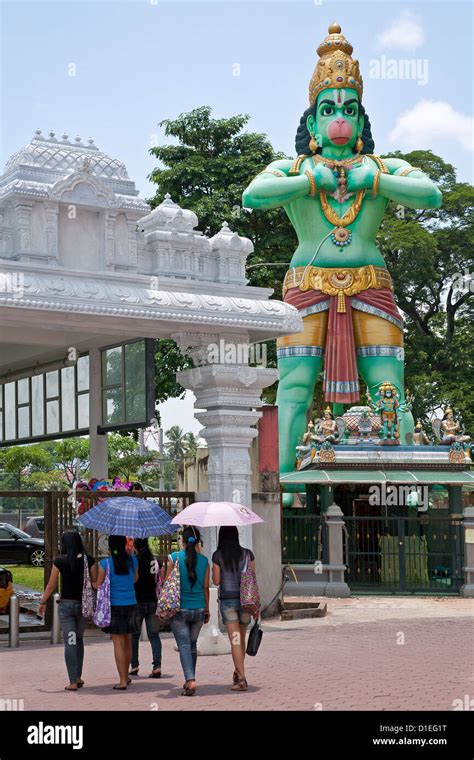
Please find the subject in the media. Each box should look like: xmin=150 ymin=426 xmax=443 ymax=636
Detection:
xmin=0 ymin=129 xmax=302 ymax=561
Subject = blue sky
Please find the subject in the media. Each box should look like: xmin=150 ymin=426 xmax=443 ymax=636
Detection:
xmin=1 ymin=0 xmax=472 ymax=437
xmin=1 ymin=0 xmax=473 ymax=199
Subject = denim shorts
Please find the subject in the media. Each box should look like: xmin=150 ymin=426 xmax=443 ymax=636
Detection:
xmin=219 ymin=598 xmax=251 ymax=626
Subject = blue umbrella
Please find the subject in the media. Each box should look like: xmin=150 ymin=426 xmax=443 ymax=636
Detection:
xmin=77 ymin=497 xmax=175 ymax=538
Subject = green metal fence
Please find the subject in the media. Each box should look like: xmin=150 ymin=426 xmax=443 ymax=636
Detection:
xmin=343 ymin=515 xmax=464 ymax=593
xmin=282 ymin=514 xmax=322 ymax=564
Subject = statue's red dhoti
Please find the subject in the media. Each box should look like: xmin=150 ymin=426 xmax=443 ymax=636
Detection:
xmin=277 ymin=265 xmax=404 ymax=403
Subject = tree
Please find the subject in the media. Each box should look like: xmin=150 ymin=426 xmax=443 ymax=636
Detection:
xmin=40 ymin=438 xmax=90 ymax=485
xmin=149 ymin=106 xmax=295 ymax=297
xmin=0 ymin=445 xmax=52 ymax=490
xmin=148 ymin=107 xmax=296 ymax=404
xmin=377 ymin=150 xmax=474 ymax=432
xmin=183 ymin=432 xmax=199 ymax=458
xmin=108 ymin=433 xmax=148 ymax=482
xmin=164 ymin=426 xmax=187 ymax=465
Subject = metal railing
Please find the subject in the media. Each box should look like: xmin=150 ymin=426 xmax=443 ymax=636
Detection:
xmin=282 ymin=514 xmax=322 ymax=564
xmin=343 ymin=515 xmax=464 ymax=593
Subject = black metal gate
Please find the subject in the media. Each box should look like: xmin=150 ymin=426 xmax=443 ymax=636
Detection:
xmin=343 ymin=514 xmax=464 ymax=593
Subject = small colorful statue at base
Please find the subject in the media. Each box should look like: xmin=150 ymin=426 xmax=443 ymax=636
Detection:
xmin=313 ymin=406 xmax=345 ymax=444
xmin=370 ymin=381 xmax=411 ymax=444
xmin=413 ymin=419 xmax=430 ymax=446
xmin=435 ymin=407 xmax=471 ymax=445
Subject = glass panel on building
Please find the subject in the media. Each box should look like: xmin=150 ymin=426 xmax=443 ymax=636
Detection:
xmin=4 ymin=383 xmax=16 ymax=440
xmin=31 ymin=375 xmax=45 ymax=436
xmin=18 ymin=406 xmax=30 ymax=438
xmin=17 ymin=377 xmax=29 ymax=405
xmin=77 ymin=355 xmax=89 ymax=392
xmin=104 ymin=388 xmax=123 ymax=425
xmin=46 ymin=399 xmax=60 ymax=433
xmin=103 ymin=346 xmax=123 ymax=386
xmin=61 ymin=366 xmax=76 ymax=431
xmin=46 ymin=370 xmax=59 ymax=398
xmin=125 ymin=340 xmax=146 ymax=421
xmin=77 ymin=392 xmax=89 ymax=429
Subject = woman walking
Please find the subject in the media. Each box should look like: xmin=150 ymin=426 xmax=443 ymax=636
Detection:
xmin=166 ymin=527 xmax=209 ymax=696
xmin=212 ymin=526 xmax=256 ymax=692
xmin=94 ymin=535 xmax=138 ymax=690
xmin=39 ymin=531 xmax=96 ymax=691
xmin=130 ymin=538 xmax=163 ymax=678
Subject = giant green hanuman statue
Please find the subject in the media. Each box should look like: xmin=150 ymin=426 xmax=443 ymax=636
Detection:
xmin=243 ymin=23 xmax=442 ymax=499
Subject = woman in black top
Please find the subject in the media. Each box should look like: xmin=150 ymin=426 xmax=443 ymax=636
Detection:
xmin=39 ymin=531 xmax=97 ymax=691
xmin=212 ymin=526 xmax=256 ymax=692
xmin=129 ymin=538 xmax=163 ymax=678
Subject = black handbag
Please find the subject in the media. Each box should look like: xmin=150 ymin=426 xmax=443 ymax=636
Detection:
xmin=246 ymin=617 xmax=263 ymax=656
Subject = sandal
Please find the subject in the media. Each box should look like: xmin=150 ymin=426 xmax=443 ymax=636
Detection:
xmin=113 ymin=684 xmax=128 ymax=690
xmin=129 ymin=668 xmax=139 ymax=676
xmin=231 ymin=677 xmax=248 ymax=692
xmin=149 ymin=668 xmax=161 ymax=678
xmin=181 ymin=680 xmax=196 ymax=696
xmin=76 ymin=679 xmax=84 ymax=688
xmin=64 ymin=685 xmax=78 ymax=691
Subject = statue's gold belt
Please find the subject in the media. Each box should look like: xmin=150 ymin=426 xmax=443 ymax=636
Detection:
xmin=283 ymin=265 xmax=393 ymax=299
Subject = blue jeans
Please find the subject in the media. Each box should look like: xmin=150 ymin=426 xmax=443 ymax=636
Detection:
xmin=131 ymin=601 xmax=162 ymax=669
xmin=170 ymin=609 xmax=205 ymax=682
xmin=58 ymin=600 xmax=87 ymax=684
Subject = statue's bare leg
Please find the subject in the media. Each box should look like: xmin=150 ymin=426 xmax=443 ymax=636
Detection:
xmin=277 ymin=311 xmax=327 ymax=505
xmin=277 ymin=354 xmax=323 ymax=505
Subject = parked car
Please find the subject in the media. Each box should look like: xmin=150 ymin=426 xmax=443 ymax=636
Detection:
xmin=0 ymin=523 xmax=45 ymax=566
xmin=22 ymin=516 xmax=45 ymax=538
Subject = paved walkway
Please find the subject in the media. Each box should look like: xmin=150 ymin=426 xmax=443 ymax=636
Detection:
xmin=1 ymin=597 xmax=472 ymax=711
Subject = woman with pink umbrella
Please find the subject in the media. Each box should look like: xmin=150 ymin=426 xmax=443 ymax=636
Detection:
xmin=212 ymin=526 xmax=256 ymax=692
xmin=171 ymin=501 xmax=263 ymax=693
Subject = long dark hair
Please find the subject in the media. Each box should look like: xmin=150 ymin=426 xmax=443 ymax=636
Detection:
xmin=294 ymin=102 xmax=375 ymax=156
xmin=134 ymin=537 xmax=154 ymax=576
xmin=108 ymin=535 xmax=132 ymax=575
xmin=217 ymin=526 xmax=243 ymax=573
xmin=182 ymin=526 xmax=201 ymax=587
xmin=60 ymin=530 xmax=85 ymax=571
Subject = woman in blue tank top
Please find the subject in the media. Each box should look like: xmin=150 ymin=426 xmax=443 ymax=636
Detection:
xmin=166 ymin=526 xmax=209 ymax=696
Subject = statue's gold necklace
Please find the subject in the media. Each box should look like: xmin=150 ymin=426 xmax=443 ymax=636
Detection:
xmin=312 ymin=153 xmax=365 ymax=247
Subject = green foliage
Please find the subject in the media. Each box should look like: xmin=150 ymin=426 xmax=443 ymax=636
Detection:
xmin=377 ymin=150 xmax=474 ymax=432
xmin=107 ymin=433 xmax=149 ymax=482
xmin=148 ymin=106 xmax=296 ymax=402
xmin=154 ymin=339 xmax=193 ymax=415
xmin=0 ymin=445 xmax=52 ymax=489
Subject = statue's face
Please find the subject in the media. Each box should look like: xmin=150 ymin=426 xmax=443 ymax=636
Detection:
xmin=384 ymin=389 xmax=393 ymax=398
xmin=307 ymin=87 xmax=363 ymax=151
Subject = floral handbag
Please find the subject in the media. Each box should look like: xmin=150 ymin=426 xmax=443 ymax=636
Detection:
xmin=81 ymin=554 xmax=96 ymax=619
xmin=240 ymin=550 xmax=260 ymax=617
xmin=156 ymin=555 xmax=180 ymax=620
xmin=93 ymin=559 xmax=111 ymax=628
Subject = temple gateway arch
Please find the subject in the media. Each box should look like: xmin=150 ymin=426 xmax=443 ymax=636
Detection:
xmin=0 ymin=130 xmax=301 ymax=551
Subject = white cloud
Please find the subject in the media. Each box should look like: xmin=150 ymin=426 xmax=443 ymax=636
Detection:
xmin=389 ymin=100 xmax=474 ymax=153
xmin=376 ymin=11 xmax=425 ymax=50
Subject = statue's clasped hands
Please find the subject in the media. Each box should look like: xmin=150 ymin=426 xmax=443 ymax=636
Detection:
xmin=312 ymin=163 xmax=337 ymax=193
xmin=346 ymin=162 xmax=376 ymax=193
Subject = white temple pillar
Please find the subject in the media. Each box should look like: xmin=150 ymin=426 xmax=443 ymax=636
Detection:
xmin=178 ymin=360 xmax=277 ymax=555
xmin=89 ymin=347 xmax=108 ymax=479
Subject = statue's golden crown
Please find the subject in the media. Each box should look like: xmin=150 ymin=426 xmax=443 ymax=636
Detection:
xmin=309 ymin=22 xmax=364 ymax=106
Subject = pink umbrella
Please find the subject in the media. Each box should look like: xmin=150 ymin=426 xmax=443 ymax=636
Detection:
xmin=171 ymin=501 xmax=264 ymax=527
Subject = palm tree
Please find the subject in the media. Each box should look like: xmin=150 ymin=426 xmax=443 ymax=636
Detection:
xmin=183 ymin=432 xmax=199 ymax=458
xmin=165 ymin=426 xmax=187 ymax=464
